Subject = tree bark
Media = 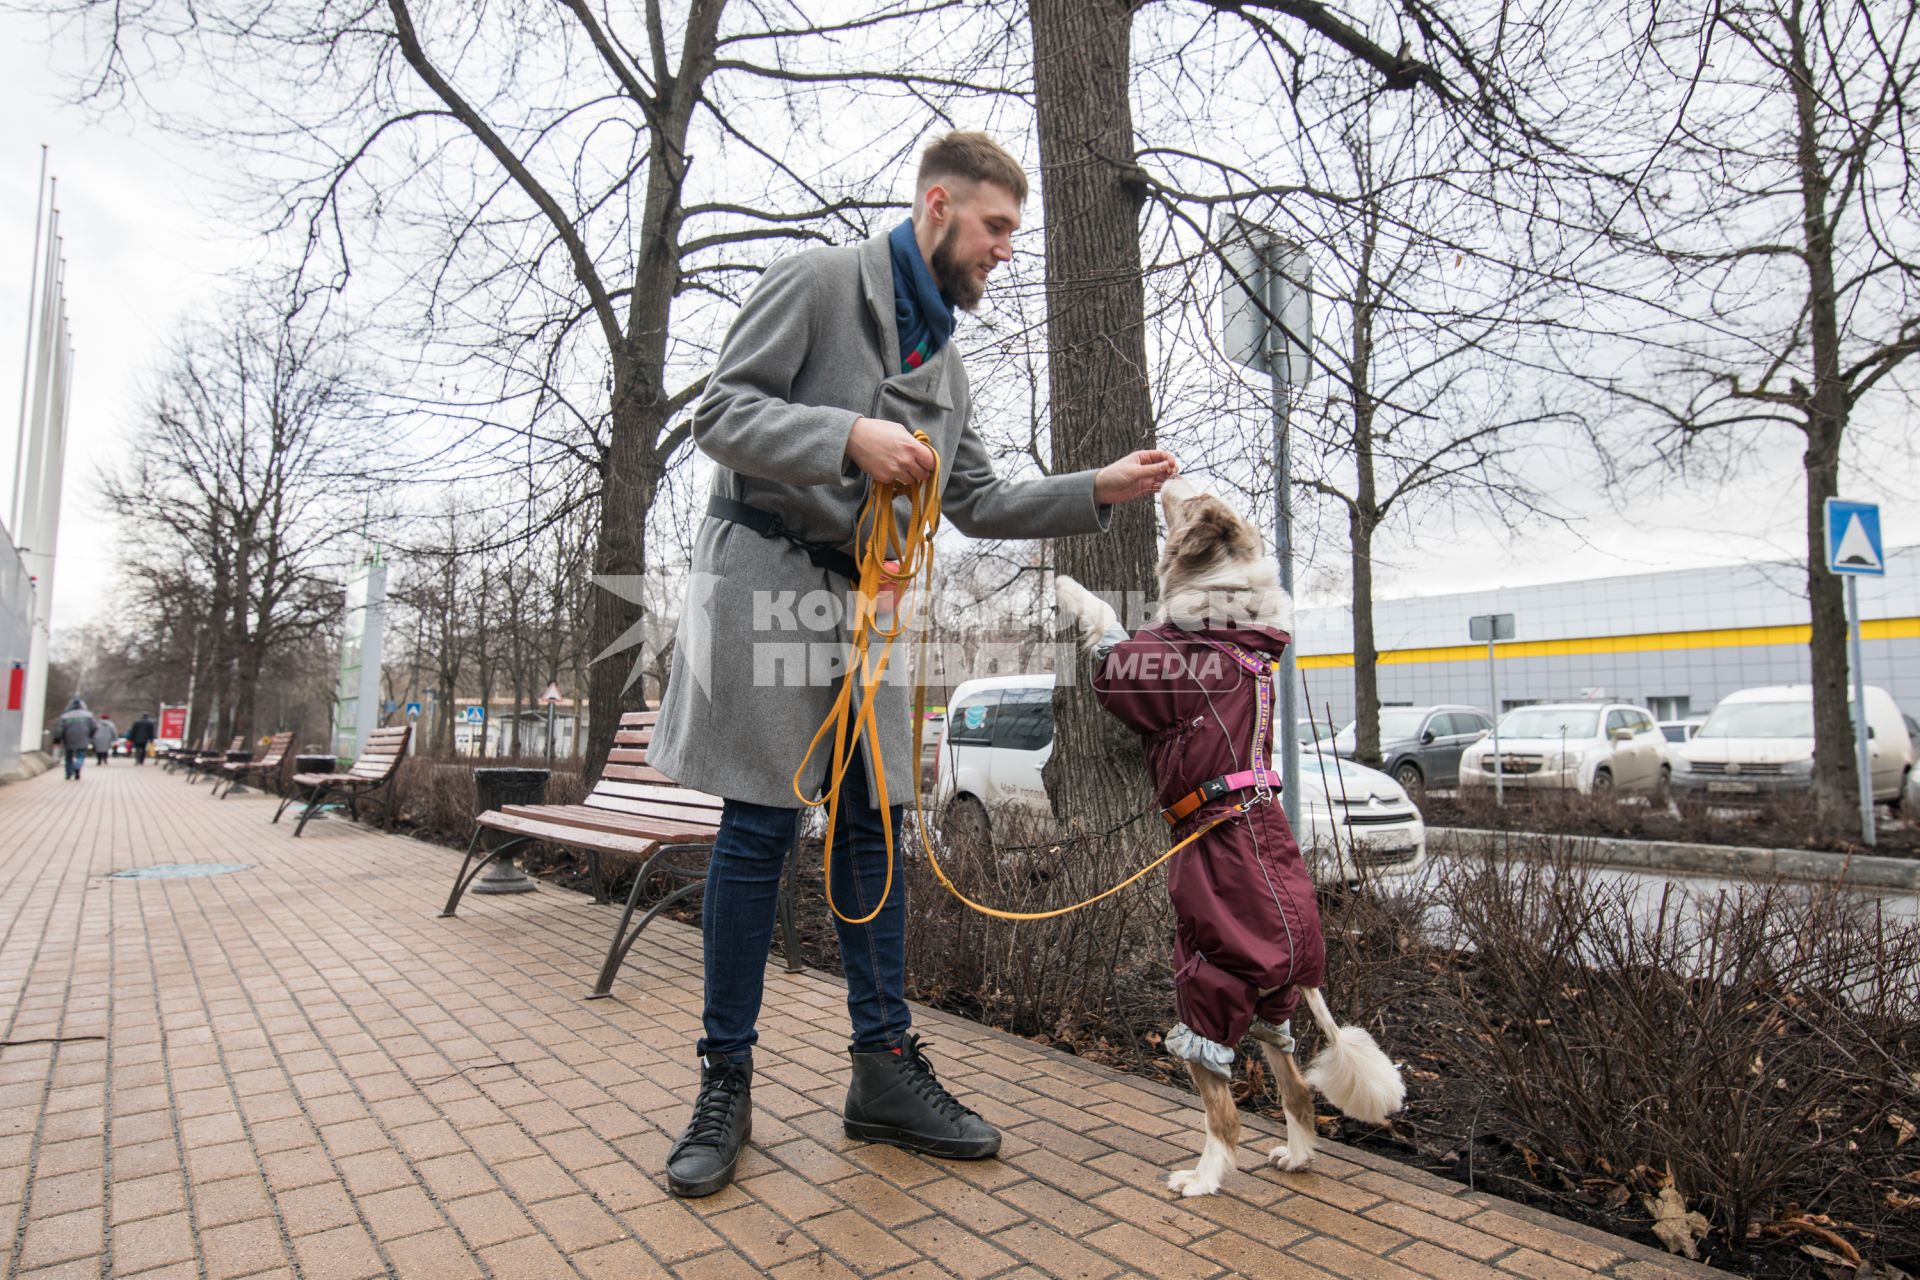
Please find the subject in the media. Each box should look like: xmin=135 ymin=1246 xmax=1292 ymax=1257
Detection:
xmin=1785 ymin=2 xmax=1862 ymax=835
xmin=1030 ymin=0 xmax=1160 ymax=835
xmin=1348 ymin=231 xmax=1382 ymax=767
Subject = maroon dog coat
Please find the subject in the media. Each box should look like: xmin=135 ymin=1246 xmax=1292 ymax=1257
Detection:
xmin=1091 ymin=620 xmax=1325 ymax=1073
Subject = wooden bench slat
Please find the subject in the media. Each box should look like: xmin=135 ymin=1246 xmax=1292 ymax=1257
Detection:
xmin=489 ymin=805 xmax=716 ymax=844
xmin=600 ymin=764 xmax=677 ymax=784
xmin=590 ymin=780 xmax=725 ymax=808
xmin=475 ymin=810 xmax=667 ymax=858
xmin=580 ymin=794 xmax=728 ymax=827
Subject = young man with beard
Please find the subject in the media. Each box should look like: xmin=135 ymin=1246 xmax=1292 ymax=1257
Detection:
xmin=649 ymin=131 xmax=1177 ymax=1197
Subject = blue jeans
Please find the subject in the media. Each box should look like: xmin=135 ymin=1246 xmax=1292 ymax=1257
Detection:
xmin=64 ymin=748 xmax=87 ymax=778
xmin=699 ymin=743 xmax=910 ymax=1063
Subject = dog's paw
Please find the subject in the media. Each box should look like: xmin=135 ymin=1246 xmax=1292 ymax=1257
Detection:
xmin=1167 ymin=1168 xmax=1222 ymax=1198
xmin=1267 ymin=1144 xmax=1312 ymax=1173
xmin=1053 ymin=573 xmax=1093 ymax=620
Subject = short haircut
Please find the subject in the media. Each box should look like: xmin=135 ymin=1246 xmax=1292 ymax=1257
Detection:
xmin=916 ymin=131 xmax=1029 ymax=206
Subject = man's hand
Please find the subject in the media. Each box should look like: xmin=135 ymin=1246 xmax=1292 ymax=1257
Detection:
xmin=1093 ymin=450 xmax=1180 ymax=504
xmin=847 ymin=417 xmax=938 ymax=485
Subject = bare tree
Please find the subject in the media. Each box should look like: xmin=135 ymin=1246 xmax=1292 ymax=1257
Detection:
xmin=105 ymin=308 xmax=369 ymax=747
xmin=46 ymin=0 xmax=1026 ymax=777
xmin=1592 ymin=0 xmax=1920 ymax=835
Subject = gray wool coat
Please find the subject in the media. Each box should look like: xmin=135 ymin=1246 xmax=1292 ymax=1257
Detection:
xmin=650 ymin=230 xmax=1111 ymax=808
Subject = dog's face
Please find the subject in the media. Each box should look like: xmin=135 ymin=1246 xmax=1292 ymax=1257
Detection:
xmin=1156 ymin=477 xmax=1289 ymax=629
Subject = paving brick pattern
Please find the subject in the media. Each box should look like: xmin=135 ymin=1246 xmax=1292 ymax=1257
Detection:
xmin=0 ymin=764 xmax=1729 ymax=1278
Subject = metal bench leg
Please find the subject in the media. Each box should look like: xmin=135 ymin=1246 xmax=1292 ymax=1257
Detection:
xmin=440 ymin=832 xmax=533 ymax=918
xmin=780 ymin=843 xmax=803 ymax=973
xmin=272 ymin=784 xmax=307 ymax=824
xmin=587 ymin=851 xmax=609 ymax=905
xmin=293 ymin=784 xmax=333 ymax=837
xmin=589 ymin=876 xmax=706 ymax=1000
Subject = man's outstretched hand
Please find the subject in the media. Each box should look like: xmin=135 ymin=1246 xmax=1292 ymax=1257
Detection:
xmin=1093 ymin=450 xmax=1180 ymax=504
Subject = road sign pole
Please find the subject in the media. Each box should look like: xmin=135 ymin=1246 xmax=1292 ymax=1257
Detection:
xmin=1847 ymin=575 xmax=1875 ymax=845
xmin=1487 ymin=635 xmax=1501 ymax=806
xmin=1272 ymin=366 xmax=1300 ymax=835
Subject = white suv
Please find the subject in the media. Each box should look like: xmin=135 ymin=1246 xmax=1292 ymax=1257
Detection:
xmin=929 ymin=674 xmax=1425 ymax=879
xmin=1459 ymin=702 xmax=1670 ymax=794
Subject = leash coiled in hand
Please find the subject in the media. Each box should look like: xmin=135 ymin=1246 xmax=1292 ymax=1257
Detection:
xmin=793 ymin=432 xmax=1241 ymax=925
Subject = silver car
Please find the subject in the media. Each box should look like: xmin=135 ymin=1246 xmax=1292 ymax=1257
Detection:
xmin=1333 ymin=705 xmax=1494 ymax=791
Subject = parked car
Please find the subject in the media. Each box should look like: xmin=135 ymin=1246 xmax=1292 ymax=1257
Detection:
xmin=1460 ymin=702 xmax=1669 ymax=794
xmin=1658 ymin=719 xmax=1706 ymax=744
xmin=1671 ymin=685 xmax=1912 ymax=805
xmin=929 ymin=675 xmax=1425 ymax=879
xmin=1329 ymin=705 xmax=1494 ymax=791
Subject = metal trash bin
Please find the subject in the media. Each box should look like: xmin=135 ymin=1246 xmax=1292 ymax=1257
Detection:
xmin=471 ymin=768 xmax=550 ymax=894
xmin=295 ymin=753 xmax=337 ymax=774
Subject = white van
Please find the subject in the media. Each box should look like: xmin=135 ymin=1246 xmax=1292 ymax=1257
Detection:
xmin=1671 ymin=684 xmax=1913 ymax=805
xmin=929 ymin=674 xmax=1425 ymax=879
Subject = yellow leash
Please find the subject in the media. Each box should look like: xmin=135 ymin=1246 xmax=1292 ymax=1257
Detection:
xmin=792 ymin=432 xmax=1239 ymax=925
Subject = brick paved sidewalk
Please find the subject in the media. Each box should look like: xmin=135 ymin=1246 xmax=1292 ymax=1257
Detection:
xmin=0 ymin=762 xmax=1726 ymax=1279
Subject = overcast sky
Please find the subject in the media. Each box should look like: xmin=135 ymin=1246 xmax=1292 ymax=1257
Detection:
xmin=2 ymin=8 xmax=1914 ymax=643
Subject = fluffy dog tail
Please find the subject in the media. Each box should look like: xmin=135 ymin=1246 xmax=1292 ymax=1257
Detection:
xmin=1299 ymin=987 xmax=1405 ymax=1126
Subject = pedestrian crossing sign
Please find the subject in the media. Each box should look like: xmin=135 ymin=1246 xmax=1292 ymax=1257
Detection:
xmin=1824 ymin=498 xmax=1885 ymax=576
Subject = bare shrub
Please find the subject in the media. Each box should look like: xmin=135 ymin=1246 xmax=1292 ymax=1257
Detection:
xmin=1429 ymin=785 xmax=1919 ymax=856
xmin=392 ymin=756 xmax=586 ymax=845
xmin=1440 ymin=844 xmax=1920 ymax=1256
xmin=899 ymin=804 xmax=1175 ymax=1063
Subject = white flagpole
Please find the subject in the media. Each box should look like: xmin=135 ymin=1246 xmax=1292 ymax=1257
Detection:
xmin=10 ymin=152 xmax=49 ymax=538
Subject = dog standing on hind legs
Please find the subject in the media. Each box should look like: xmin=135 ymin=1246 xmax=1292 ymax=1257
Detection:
xmin=1055 ymin=476 xmax=1405 ymax=1197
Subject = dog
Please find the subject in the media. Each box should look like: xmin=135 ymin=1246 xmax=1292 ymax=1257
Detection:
xmin=1054 ymin=476 xmax=1404 ymax=1196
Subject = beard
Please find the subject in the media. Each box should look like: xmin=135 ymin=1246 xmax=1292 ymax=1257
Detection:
xmin=930 ymin=221 xmax=986 ymax=312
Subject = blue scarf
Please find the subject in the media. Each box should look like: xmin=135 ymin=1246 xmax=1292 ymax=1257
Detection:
xmin=888 ymin=218 xmax=955 ymax=372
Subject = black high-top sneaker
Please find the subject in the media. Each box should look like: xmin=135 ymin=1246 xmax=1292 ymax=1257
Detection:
xmin=666 ymin=1053 xmax=752 ymax=1197
xmin=844 ymin=1033 xmax=1000 ymax=1159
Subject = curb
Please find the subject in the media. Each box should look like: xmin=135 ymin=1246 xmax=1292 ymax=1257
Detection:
xmin=1430 ymin=825 xmax=1920 ymax=892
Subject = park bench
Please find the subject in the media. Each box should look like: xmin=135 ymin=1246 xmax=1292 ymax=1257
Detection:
xmin=214 ymin=731 xmax=294 ymax=799
xmin=183 ymin=738 xmax=246 ymax=784
xmin=440 ymin=710 xmax=800 ymax=999
xmin=273 ymin=725 xmax=411 ymax=836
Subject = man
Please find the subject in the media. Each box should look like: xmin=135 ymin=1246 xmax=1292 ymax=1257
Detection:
xmin=650 ymin=131 xmax=1177 ymax=1198
xmin=56 ymin=697 xmax=97 ymax=780
xmin=128 ymin=712 xmax=157 ymax=765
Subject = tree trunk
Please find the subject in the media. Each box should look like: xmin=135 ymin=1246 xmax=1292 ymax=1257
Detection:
xmin=1348 ymin=249 xmax=1382 ymax=767
xmin=1031 ymin=0 xmax=1161 ymax=835
xmin=1785 ymin=7 xmax=1862 ymax=836
xmin=583 ymin=394 xmax=662 ymax=779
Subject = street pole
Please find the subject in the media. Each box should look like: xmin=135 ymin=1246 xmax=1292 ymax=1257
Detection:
xmin=1487 ymin=633 xmax=1502 ymax=806
xmin=1847 ymin=576 xmax=1874 ymax=845
xmin=1272 ymin=367 xmax=1300 ymax=835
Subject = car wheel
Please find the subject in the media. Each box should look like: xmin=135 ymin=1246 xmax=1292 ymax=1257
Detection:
xmin=1892 ymin=768 xmax=1910 ymax=816
xmin=1394 ymin=762 xmax=1424 ymax=793
xmin=942 ymin=794 xmax=991 ymax=847
xmin=1590 ymin=768 xmax=1613 ymax=794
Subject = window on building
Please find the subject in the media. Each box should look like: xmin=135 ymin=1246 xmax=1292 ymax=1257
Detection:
xmin=1647 ymin=696 xmax=1691 ymax=721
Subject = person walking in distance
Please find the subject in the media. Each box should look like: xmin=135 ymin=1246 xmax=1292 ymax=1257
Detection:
xmin=649 ymin=131 xmax=1178 ymax=1198
xmin=56 ymin=697 xmax=97 ymax=780
xmin=93 ymin=716 xmax=118 ymax=766
xmin=128 ymin=712 xmax=157 ymax=765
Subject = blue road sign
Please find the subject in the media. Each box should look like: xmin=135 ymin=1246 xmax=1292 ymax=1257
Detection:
xmin=404 ymin=701 xmax=422 ymax=720
xmin=1825 ymin=499 xmax=1885 ymax=576
xmin=462 ymin=706 xmax=485 ymax=723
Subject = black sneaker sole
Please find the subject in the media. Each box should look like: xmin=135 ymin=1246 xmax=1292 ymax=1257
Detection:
xmin=666 ymin=1121 xmax=751 ymax=1198
xmin=843 ymin=1119 xmax=1001 ymax=1160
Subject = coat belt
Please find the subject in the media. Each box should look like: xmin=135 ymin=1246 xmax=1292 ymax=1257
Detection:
xmin=707 ymin=495 xmax=859 ymax=582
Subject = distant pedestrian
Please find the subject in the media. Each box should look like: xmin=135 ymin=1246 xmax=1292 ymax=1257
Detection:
xmin=128 ymin=713 xmax=157 ymax=765
xmin=56 ymin=698 xmax=97 ymax=780
xmin=93 ymin=717 xmax=118 ymax=766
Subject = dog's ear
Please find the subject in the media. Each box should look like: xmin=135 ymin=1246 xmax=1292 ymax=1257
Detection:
xmin=1160 ymin=476 xmax=1200 ymax=531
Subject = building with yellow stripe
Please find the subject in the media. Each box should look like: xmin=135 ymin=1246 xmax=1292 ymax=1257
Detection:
xmin=1289 ymin=546 xmax=1917 ymax=726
